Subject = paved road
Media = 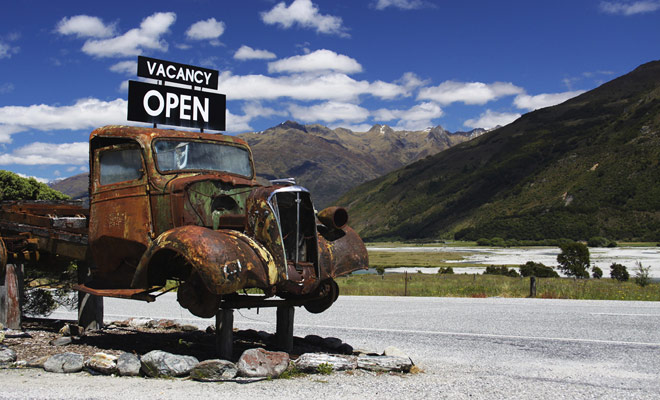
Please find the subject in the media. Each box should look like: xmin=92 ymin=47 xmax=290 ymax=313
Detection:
xmin=4 ymin=295 xmax=660 ymax=399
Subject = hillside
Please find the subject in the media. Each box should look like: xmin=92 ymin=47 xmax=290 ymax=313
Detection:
xmin=339 ymin=60 xmax=660 ymax=242
xmin=49 ymin=173 xmax=88 ymax=200
xmin=239 ymin=122 xmax=479 ymax=207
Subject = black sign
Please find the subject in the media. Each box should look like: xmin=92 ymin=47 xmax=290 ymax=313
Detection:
xmin=137 ymin=56 xmax=218 ymax=89
xmin=127 ymin=80 xmax=226 ymax=131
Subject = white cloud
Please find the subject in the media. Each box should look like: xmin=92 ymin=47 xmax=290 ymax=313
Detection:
xmin=225 ymin=102 xmax=289 ymax=133
xmin=514 ymin=90 xmax=585 ymax=111
xmin=185 ymin=18 xmax=225 ymax=43
xmin=234 ymin=45 xmax=277 ymax=60
xmin=464 ymin=110 xmax=521 ymax=130
xmin=0 ymin=142 xmax=88 ymax=165
xmin=289 ymin=101 xmax=369 ymax=123
xmin=600 ymin=1 xmax=660 ymax=15
xmin=373 ymin=0 xmax=427 ymax=10
xmin=268 ymin=49 xmax=362 ymax=74
xmin=261 ymin=0 xmax=349 ymax=37
xmin=81 ymin=12 xmax=176 ymax=57
xmin=218 ymin=71 xmax=407 ymax=101
xmin=397 ymin=72 xmax=429 ymax=92
xmin=0 ymin=41 xmax=19 ymax=59
xmin=329 ymin=122 xmax=373 ymax=132
xmin=0 ymin=83 xmax=14 ymax=94
xmin=56 ymin=15 xmax=116 ymax=38
xmin=418 ymin=81 xmax=524 ymax=105
xmin=373 ymin=102 xmax=443 ymax=130
xmin=109 ymin=60 xmax=137 ymax=75
xmin=16 ymin=173 xmax=50 ymax=184
xmin=0 ymin=98 xmax=127 ymax=140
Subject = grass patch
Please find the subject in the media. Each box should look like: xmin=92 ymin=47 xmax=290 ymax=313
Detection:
xmin=336 ymin=273 xmax=660 ymax=301
xmin=368 ymin=250 xmax=466 ymax=268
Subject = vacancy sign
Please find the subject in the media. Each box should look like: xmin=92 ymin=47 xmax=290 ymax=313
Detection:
xmin=128 ymin=56 xmax=226 ymax=131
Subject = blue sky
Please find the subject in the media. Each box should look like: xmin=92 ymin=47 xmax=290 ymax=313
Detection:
xmin=0 ymin=0 xmax=659 ymax=182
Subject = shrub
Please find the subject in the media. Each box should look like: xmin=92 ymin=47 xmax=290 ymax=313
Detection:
xmin=592 ymin=266 xmax=603 ymax=279
xmin=557 ymin=242 xmax=590 ymax=279
xmin=484 ymin=265 xmax=520 ymax=277
xmin=610 ymin=263 xmax=629 ymax=282
xmin=519 ymin=261 xmax=559 ymax=278
xmin=438 ymin=267 xmax=454 ymax=274
xmin=375 ymin=266 xmax=386 ymax=276
xmin=633 ymin=261 xmax=651 ymax=287
xmin=587 ymin=237 xmax=609 ymax=247
xmin=476 ymin=238 xmax=491 ymax=246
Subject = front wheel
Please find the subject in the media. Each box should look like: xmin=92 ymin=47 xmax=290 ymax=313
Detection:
xmin=303 ymin=279 xmax=339 ymax=314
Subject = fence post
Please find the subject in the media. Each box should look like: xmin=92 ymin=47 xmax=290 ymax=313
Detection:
xmin=529 ymin=276 xmax=537 ymax=298
xmin=404 ymin=271 xmax=408 ymax=296
xmin=0 ymin=264 xmax=23 ymax=330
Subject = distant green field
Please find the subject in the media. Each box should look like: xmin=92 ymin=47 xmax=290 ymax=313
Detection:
xmin=337 ymin=273 xmax=660 ymax=301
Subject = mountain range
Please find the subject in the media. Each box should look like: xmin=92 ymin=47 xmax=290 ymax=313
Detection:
xmin=50 ymin=123 xmax=484 ymax=207
xmin=339 ymin=60 xmax=660 ymax=242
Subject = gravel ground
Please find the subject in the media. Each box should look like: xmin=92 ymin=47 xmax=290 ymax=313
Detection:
xmin=2 ymin=295 xmax=659 ymax=399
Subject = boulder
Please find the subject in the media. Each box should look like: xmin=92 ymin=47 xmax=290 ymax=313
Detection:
xmin=49 ymin=336 xmax=72 ymax=347
xmin=26 ymin=356 xmax=50 ymax=368
xmin=84 ymin=352 xmax=118 ymax=375
xmin=0 ymin=331 xmax=4 ymax=344
xmin=140 ymin=350 xmax=199 ymax=377
xmin=59 ymin=324 xmax=84 ymax=337
xmin=294 ymin=353 xmax=357 ymax=372
xmin=190 ymin=359 xmax=238 ymax=381
xmin=44 ymin=353 xmax=84 ymax=373
xmin=237 ymin=348 xmax=289 ymax=378
xmin=323 ymin=337 xmax=344 ymax=350
xmin=357 ymin=355 xmax=413 ymax=372
xmin=382 ymin=346 xmax=408 ymax=358
xmin=117 ymin=352 xmax=141 ymax=376
xmin=0 ymin=345 xmax=17 ymax=364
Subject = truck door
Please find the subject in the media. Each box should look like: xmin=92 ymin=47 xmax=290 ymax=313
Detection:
xmin=88 ymin=142 xmax=151 ymax=288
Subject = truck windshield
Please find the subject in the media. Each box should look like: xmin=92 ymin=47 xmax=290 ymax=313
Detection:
xmin=154 ymin=140 xmax=253 ymax=177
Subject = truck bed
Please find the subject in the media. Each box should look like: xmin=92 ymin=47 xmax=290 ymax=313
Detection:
xmin=0 ymin=200 xmax=89 ymax=263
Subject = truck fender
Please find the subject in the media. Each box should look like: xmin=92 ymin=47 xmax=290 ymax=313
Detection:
xmin=131 ymin=226 xmax=278 ymax=317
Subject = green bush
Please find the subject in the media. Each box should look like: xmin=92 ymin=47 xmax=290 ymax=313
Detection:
xmin=0 ymin=170 xmax=69 ymax=201
xmin=519 ymin=261 xmax=559 ymax=278
xmin=484 ymin=265 xmax=520 ymax=278
xmin=587 ymin=237 xmax=609 ymax=247
xmin=592 ymin=266 xmax=603 ymax=279
xmin=476 ymin=238 xmax=491 ymax=246
xmin=438 ymin=267 xmax=454 ymax=274
xmin=633 ymin=261 xmax=651 ymax=287
xmin=557 ymin=242 xmax=590 ymax=279
xmin=610 ymin=263 xmax=629 ymax=282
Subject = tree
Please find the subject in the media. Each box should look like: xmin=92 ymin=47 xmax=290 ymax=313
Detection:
xmin=557 ymin=242 xmax=590 ymax=279
xmin=610 ymin=263 xmax=629 ymax=282
xmin=519 ymin=261 xmax=559 ymax=278
xmin=591 ymin=266 xmax=603 ymax=279
xmin=633 ymin=261 xmax=650 ymax=287
xmin=0 ymin=170 xmax=69 ymax=201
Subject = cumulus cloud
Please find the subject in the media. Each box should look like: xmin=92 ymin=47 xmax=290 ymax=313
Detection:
xmin=56 ymin=15 xmax=116 ymax=38
xmin=599 ymin=1 xmax=660 ymax=15
xmin=0 ymin=41 xmax=19 ymax=59
xmin=80 ymin=12 xmax=176 ymax=57
xmin=185 ymin=18 xmax=225 ymax=46
xmin=464 ymin=110 xmax=521 ymax=130
xmin=289 ymin=101 xmax=369 ymax=123
xmin=261 ymin=0 xmax=349 ymax=37
xmin=16 ymin=173 xmax=50 ymax=184
xmin=234 ymin=45 xmax=277 ymax=60
xmin=225 ymin=102 xmax=288 ymax=133
xmin=418 ymin=81 xmax=524 ymax=105
xmin=0 ymin=142 xmax=88 ymax=165
xmin=109 ymin=60 xmax=137 ymax=75
xmin=268 ymin=49 xmax=362 ymax=74
xmin=373 ymin=0 xmax=428 ymax=10
xmin=514 ymin=90 xmax=585 ymax=111
xmin=373 ymin=102 xmax=443 ymax=130
xmin=0 ymin=98 xmax=127 ymax=142
xmin=218 ymin=71 xmax=406 ymax=102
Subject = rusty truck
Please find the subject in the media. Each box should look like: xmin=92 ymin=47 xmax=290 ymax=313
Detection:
xmin=0 ymin=125 xmax=368 ymax=353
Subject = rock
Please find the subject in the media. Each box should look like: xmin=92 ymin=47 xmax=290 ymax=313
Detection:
xmin=303 ymin=334 xmax=324 ymax=346
xmin=84 ymin=352 xmax=118 ymax=375
xmin=382 ymin=346 xmax=408 ymax=358
xmin=357 ymin=355 xmax=413 ymax=372
xmin=43 ymin=353 xmax=84 ymax=373
xmin=205 ymin=325 xmax=215 ymax=334
xmin=117 ymin=353 xmax=141 ymax=376
xmin=59 ymin=324 xmax=84 ymax=337
xmin=4 ymin=330 xmax=31 ymax=339
xmin=257 ymin=330 xmax=273 ymax=342
xmin=237 ymin=348 xmax=289 ymax=378
xmin=26 ymin=356 xmax=50 ymax=368
xmin=336 ymin=343 xmax=354 ymax=355
xmin=294 ymin=353 xmax=357 ymax=372
xmin=49 ymin=336 xmax=72 ymax=346
xmin=190 ymin=359 xmax=238 ymax=381
xmin=0 ymin=346 xmax=17 ymax=364
xmin=0 ymin=331 xmax=4 ymax=344
xmin=12 ymin=360 xmax=27 ymax=368
xmin=323 ymin=337 xmax=344 ymax=350
xmin=153 ymin=319 xmax=179 ymax=330
xmin=140 ymin=350 xmax=199 ymax=377
xmin=180 ymin=324 xmax=198 ymax=332
xmin=128 ymin=318 xmax=153 ymax=328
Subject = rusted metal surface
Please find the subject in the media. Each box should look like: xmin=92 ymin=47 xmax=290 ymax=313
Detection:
xmin=0 ymin=125 xmax=370 ymax=318
xmin=1 ymin=263 xmax=23 ymax=330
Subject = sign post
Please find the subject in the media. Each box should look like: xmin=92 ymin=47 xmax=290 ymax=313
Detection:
xmin=128 ymin=56 xmax=225 ymax=131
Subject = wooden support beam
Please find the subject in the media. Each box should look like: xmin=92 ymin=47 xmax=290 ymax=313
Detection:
xmin=77 ymin=262 xmax=103 ymax=330
xmin=215 ymin=308 xmax=234 ymax=360
xmin=276 ymin=306 xmax=294 ymax=353
xmin=0 ymin=264 xmax=23 ymax=329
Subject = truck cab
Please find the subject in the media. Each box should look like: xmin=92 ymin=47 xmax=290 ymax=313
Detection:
xmin=85 ymin=125 xmax=368 ymax=317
